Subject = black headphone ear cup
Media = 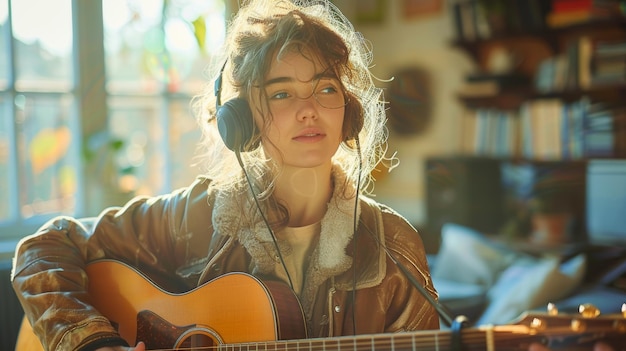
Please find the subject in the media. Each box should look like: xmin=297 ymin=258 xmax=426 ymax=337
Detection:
xmin=216 ymin=97 xmax=257 ymax=152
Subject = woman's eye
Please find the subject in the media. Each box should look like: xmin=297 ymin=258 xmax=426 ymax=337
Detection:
xmin=317 ymin=79 xmax=341 ymax=95
xmin=319 ymin=86 xmax=339 ymax=94
xmin=271 ymin=91 xmax=290 ymax=100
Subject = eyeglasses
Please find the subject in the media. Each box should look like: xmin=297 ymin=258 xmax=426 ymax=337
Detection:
xmin=264 ymin=75 xmax=348 ymax=114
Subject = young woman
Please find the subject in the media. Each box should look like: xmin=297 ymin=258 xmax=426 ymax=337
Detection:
xmin=12 ymin=1 xmax=440 ymax=350
xmin=10 ymin=0 xmax=622 ymax=349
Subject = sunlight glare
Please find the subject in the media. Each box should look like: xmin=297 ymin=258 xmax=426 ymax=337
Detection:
xmin=12 ymin=0 xmax=72 ymax=56
xmin=103 ymin=0 xmax=164 ymax=54
xmin=102 ymin=0 xmax=132 ymax=31
xmin=0 ymin=0 xmax=7 ymax=24
xmin=205 ymin=12 xmax=226 ymax=53
xmin=165 ymin=17 xmax=196 ymax=54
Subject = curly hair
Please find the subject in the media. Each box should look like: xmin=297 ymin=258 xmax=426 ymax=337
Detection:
xmin=192 ymin=0 xmax=388 ymax=198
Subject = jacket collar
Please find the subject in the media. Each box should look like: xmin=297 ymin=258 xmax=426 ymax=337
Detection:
xmin=211 ymin=165 xmax=386 ymax=302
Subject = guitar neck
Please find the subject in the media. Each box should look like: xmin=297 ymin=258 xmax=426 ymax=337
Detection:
xmin=246 ymin=313 xmax=626 ymax=351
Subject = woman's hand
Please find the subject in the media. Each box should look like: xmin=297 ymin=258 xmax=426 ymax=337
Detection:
xmin=96 ymin=341 xmax=146 ymax=351
xmin=528 ymin=341 xmax=614 ymax=351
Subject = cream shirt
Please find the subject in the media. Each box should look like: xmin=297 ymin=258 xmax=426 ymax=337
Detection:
xmin=274 ymin=221 xmax=320 ymax=295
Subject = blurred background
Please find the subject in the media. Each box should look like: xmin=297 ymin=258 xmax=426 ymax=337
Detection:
xmin=1 ymin=0 xmax=625 ymax=253
xmin=0 ymin=0 xmax=475 ymax=251
xmin=2 ymin=0 xmax=626 ymax=349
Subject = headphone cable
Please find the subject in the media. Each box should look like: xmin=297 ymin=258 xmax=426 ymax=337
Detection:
xmin=235 ymin=149 xmax=296 ymax=291
xmin=351 ymin=137 xmax=362 ymax=334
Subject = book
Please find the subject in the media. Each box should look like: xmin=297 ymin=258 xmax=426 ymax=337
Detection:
xmin=578 ymin=36 xmax=593 ymax=89
xmin=460 ymin=73 xmax=532 ymax=97
xmin=580 ymin=101 xmax=626 ymax=158
xmin=585 ymin=131 xmax=615 ymax=157
xmin=551 ymin=0 xmax=594 ymax=13
xmin=545 ymin=0 xmax=620 ymax=28
xmin=535 ymin=55 xmax=570 ymax=92
xmin=452 ymin=1 xmax=480 ymax=40
xmin=460 ymin=109 xmax=479 ymax=154
xmin=520 ymin=102 xmax=533 ymax=158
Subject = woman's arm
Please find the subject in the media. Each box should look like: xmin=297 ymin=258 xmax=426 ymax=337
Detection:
xmin=11 ymin=180 xmax=206 ymax=350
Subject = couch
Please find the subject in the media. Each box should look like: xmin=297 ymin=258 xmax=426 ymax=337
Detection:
xmin=1 ymin=259 xmax=23 ymax=351
xmin=431 ymin=223 xmax=626 ymax=328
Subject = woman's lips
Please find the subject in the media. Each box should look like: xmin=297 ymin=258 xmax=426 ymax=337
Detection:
xmin=293 ymin=128 xmax=325 ymax=142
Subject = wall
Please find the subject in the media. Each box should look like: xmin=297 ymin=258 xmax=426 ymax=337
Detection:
xmin=335 ymin=1 xmax=474 ymax=226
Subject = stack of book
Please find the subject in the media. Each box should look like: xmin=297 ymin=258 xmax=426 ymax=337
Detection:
xmin=536 ymin=36 xmax=626 ymax=91
xmin=591 ymin=40 xmax=626 ymax=86
xmin=452 ymin=0 xmax=550 ymax=40
xmin=459 ymin=73 xmax=531 ymax=97
xmin=518 ymin=98 xmax=626 ymax=160
xmin=460 ymin=98 xmax=626 ymax=160
xmin=460 ymin=108 xmax=521 ymax=157
xmin=452 ymin=0 xmax=625 ymax=41
xmin=546 ymin=0 xmax=624 ymax=28
xmin=585 ymin=103 xmax=626 ymax=157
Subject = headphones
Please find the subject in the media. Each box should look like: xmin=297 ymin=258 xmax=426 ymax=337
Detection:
xmin=215 ymin=60 xmax=363 ymax=151
xmin=214 ymin=61 xmax=258 ymax=152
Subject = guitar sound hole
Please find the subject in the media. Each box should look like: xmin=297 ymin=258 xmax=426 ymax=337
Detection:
xmin=137 ymin=310 xmax=222 ymax=350
xmin=179 ymin=334 xmax=215 ymax=350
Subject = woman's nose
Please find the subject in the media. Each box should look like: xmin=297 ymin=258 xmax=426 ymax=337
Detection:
xmin=295 ymin=97 xmax=318 ymax=121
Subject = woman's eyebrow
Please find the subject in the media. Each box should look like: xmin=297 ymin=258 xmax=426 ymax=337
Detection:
xmin=264 ymin=70 xmax=337 ymax=87
xmin=264 ymin=76 xmax=293 ymax=87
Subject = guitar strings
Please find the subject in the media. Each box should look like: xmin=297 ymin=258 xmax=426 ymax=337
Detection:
xmin=142 ymin=329 xmax=552 ymax=351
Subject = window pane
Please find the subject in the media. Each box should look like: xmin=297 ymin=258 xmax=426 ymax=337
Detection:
xmin=12 ymin=0 xmax=73 ymax=92
xmin=169 ymin=98 xmax=201 ymax=190
xmin=104 ymin=0 xmax=225 ymax=95
xmin=0 ymin=93 xmax=15 ymax=221
xmin=108 ymin=96 xmax=168 ymax=197
xmin=108 ymin=97 xmax=200 ymax=197
xmin=15 ymin=94 xmax=79 ymax=218
xmin=0 ymin=0 xmax=8 ymax=90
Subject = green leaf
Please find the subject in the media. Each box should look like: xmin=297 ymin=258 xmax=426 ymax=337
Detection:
xmin=192 ymin=16 xmax=206 ymax=52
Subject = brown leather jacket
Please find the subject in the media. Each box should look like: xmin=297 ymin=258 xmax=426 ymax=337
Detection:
xmin=12 ymin=171 xmax=440 ymax=351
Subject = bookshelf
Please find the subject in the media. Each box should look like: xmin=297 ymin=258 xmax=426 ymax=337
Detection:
xmin=451 ymin=0 xmax=626 ymax=161
xmin=424 ymin=1 xmax=626 ymax=251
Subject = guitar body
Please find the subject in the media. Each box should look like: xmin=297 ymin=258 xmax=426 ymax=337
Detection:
xmin=15 ymin=260 xmax=626 ymax=350
xmin=16 ymin=260 xmax=307 ymax=350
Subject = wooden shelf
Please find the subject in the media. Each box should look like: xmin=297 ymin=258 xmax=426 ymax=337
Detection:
xmin=458 ymin=84 xmax=626 ymax=109
xmin=452 ymin=17 xmax=626 ymax=59
xmin=451 ymin=2 xmax=626 ymax=160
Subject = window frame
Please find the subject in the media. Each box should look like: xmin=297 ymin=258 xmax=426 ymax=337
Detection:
xmin=0 ymin=0 xmax=105 ymax=251
xmin=0 ymin=0 xmax=119 ymax=246
xmin=1 ymin=0 xmax=231 ymax=254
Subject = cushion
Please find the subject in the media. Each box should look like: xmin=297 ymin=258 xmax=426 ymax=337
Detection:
xmin=432 ymin=223 xmax=519 ymax=287
xmin=476 ymin=253 xmax=586 ymax=325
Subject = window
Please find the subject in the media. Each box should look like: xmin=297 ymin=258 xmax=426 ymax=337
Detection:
xmin=0 ymin=0 xmax=78 ymax=240
xmin=103 ymin=0 xmax=225 ymax=197
xmin=0 ymin=0 xmax=226 ymax=241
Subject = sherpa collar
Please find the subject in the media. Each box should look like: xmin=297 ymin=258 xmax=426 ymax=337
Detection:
xmin=211 ymin=165 xmax=360 ymax=305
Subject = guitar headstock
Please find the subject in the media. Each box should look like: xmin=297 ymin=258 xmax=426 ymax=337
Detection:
xmin=488 ymin=303 xmax=626 ymax=350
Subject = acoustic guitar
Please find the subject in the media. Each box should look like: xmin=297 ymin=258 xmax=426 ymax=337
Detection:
xmin=16 ymin=260 xmax=626 ymax=351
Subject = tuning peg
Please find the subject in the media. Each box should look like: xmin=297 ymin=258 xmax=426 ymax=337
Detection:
xmin=547 ymin=302 xmax=558 ymax=315
xmin=578 ymin=303 xmax=600 ymax=318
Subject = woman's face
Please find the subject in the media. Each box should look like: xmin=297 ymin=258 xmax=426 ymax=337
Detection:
xmin=253 ymin=51 xmax=346 ymax=169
